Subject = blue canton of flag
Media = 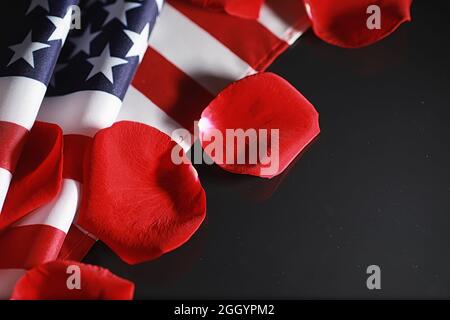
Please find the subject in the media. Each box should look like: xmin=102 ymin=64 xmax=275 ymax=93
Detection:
xmin=47 ymin=0 xmax=159 ymax=100
xmin=0 ymin=0 xmax=79 ymax=85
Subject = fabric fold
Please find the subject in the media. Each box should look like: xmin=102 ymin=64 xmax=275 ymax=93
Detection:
xmin=0 ymin=0 xmax=79 ymax=212
xmin=0 ymin=0 xmax=162 ymax=299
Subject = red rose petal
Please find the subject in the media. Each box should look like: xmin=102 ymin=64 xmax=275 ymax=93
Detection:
xmin=0 ymin=122 xmax=63 ymax=230
xmin=11 ymin=260 xmax=134 ymax=300
xmin=199 ymin=72 xmax=320 ymax=179
xmin=78 ymin=121 xmax=206 ymax=265
xmin=304 ymin=0 xmax=412 ymax=48
xmin=187 ymin=0 xmax=264 ymax=19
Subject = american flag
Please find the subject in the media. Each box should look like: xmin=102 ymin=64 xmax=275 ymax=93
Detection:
xmin=0 ymin=0 xmax=162 ymax=298
xmin=0 ymin=0 xmax=309 ymax=298
xmin=0 ymin=0 xmax=78 ymax=212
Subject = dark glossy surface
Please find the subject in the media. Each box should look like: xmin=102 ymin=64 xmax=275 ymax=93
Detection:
xmin=85 ymin=1 xmax=450 ymax=299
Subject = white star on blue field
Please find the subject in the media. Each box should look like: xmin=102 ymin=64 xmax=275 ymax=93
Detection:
xmin=0 ymin=0 xmax=160 ymax=100
xmin=48 ymin=0 xmax=159 ymax=100
xmin=0 ymin=0 xmax=79 ymax=85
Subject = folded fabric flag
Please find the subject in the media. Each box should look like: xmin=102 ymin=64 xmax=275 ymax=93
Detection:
xmin=0 ymin=122 xmax=66 ymax=299
xmin=0 ymin=0 xmax=162 ymax=299
xmin=0 ymin=0 xmax=79 ymax=212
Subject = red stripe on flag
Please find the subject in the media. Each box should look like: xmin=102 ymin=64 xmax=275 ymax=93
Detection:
xmin=57 ymin=135 xmax=95 ymax=261
xmin=264 ymin=0 xmax=311 ymax=28
xmin=63 ymin=135 xmax=92 ymax=182
xmin=168 ymin=0 xmax=284 ymax=71
xmin=132 ymin=48 xmax=214 ymax=132
xmin=0 ymin=225 xmax=66 ymax=269
xmin=0 ymin=121 xmax=28 ymax=173
xmin=58 ymin=224 xmax=96 ymax=262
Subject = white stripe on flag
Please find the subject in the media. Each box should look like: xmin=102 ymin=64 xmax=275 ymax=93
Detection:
xmin=258 ymin=3 xmax=306 ymax=45
xmin=0 ymin=168 xmax=12 ymax=212
xmin=0 ymin=77 xmax=47 ymax=130
xmin=0 ymin=180 xmax=79 ymax=299
xmin=150 ymin=3 xmax=256 ymax=94
xmin=118 ymin=86 xmax=193 ymax=151
xmin=155 ymin=0 xmax=164 ymax=12
xmin=0 ymin=269 xmax=25 ymax=299
xmin=13 ymin=179 xmax=80 ymax=234
xmin=37 ymin=91 xmax=122 ymax=136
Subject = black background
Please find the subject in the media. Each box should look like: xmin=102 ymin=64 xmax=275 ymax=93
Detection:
xmin=85 ymin=1 xmax=450 ymax=299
